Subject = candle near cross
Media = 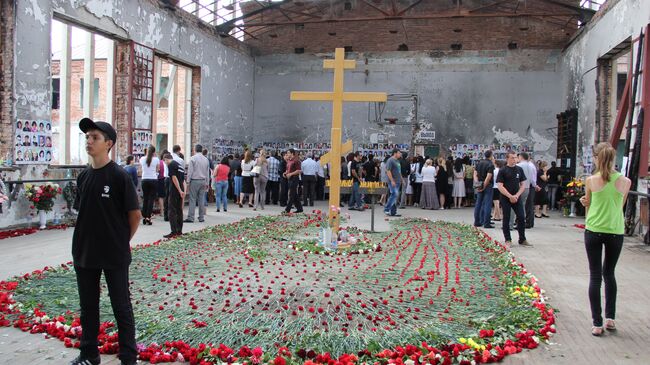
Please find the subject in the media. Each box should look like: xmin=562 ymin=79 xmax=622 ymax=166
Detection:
xmin=290 ymin=48 xmax=387 ymax=235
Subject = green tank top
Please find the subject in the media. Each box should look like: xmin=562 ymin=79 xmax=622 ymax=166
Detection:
xmin=585 ymin=172 xmax=624 ymax=235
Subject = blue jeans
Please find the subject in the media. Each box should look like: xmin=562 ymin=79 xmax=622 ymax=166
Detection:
xmin=348 ymin=180 xmax=362 ymax=209
xmin=384 ymin=182 xmax=400 ymax=215
xmin=234 ymin=176 xmax=243 ymax=198
xmin=473 ymin=187 xmax=494 ymax=227
xmin=215 ymin=180 xmax=228 ymax=211
xmin=547 ymin=184 xmax=559 ymax=209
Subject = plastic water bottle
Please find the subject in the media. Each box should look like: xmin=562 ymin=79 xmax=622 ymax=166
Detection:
xmin=53 ymin=212 xmax=61 ymax=225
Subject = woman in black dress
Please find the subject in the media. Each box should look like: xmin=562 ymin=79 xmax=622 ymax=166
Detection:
xmin=435 ymin=157 xmax=448 ymax=210
xmin=535 ymin=160 xmax=549 ymax=218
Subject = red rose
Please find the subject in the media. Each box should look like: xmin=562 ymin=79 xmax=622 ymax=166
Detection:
xmin=273 ymin=356 xmax=286 ymax=365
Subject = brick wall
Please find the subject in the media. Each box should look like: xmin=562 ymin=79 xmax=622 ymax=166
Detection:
xmin=50 ymin=59 xmax=109 ymax=124
xmin=114 ymin=40 xmax=132 ymax=160
xmin=0 ymin=0 xmax=14 ymax=160
xmin=243 ymin=0 xmax=580 ymax=55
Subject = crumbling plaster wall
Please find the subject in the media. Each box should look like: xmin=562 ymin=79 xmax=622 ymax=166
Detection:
xmin=253 ymin=49 xmax=562 ymax=161
xmin=2 ymin=0 xmax=253 ymax=228
xmin=560 ymin=0 xmax=650 ymax=175
xmin=14 ymin=0 xmax=255 ymax=150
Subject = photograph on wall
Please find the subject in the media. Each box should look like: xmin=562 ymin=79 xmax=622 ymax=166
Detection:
xmin=14 ymin=120 xmax=53 ymax=165
xmin=448 ymin=143 xmax=533 ymax=165
xmin=132 ymin=130 xmax=153 ymax=159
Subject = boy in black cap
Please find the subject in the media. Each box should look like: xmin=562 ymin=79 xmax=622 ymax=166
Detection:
xmin=70 ymin=118 xmax=141 ymax=365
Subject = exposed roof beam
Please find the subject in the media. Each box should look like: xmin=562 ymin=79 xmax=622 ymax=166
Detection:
xmin=276 ymin=8 xmax=293 ymax=21
xmin=216 ymin=0 xmax=292 ymax=34
xmin=390 ymin=0 xmax=399 ymax=16
xmin=539 ymin=0 xmax=593 ymax=13
xmin=360 ymin=0 xmax=392 ymax=16
xmin=538 ymin=0 xmax=595 ymax=22
xmin=397 ymin=0 xmax=424 ymax=16
xmin=279 ymin=7 xmax=322 ymax=19
xmin=468 ymin=0 xmax=516 ymax=13
xmin=238 ymin=11 xmax=580 ymax=27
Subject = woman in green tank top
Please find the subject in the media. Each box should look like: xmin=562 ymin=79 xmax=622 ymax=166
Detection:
xmin=580 ymin=142 xmax=631 ymax=336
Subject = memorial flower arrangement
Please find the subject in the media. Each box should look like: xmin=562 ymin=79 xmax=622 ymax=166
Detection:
xmin=24 ymin=183 xmax=62 ymax=212
xmin=563 ymin=178 xmax=584 ymax=202
xmin=0 ymin=215 xmax=555 ymax=365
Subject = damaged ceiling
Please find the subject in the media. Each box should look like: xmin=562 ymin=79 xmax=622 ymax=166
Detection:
xmin=172 ymin=0 xmax=598 ymax=54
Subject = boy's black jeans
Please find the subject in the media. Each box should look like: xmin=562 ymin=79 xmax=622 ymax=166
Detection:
xmin=75 ymin=265 xmax=137 ymax=363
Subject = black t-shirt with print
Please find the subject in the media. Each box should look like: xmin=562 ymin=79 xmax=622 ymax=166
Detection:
xmin=350 ymin=160 xmax=362 ymax=182
xmin=167 ymin=160 xmax=186 ymax=194
xmin=72 ymin=161 xmax=139 ymax=269
xmin=496 ymin=165 xmax=527 ymax=196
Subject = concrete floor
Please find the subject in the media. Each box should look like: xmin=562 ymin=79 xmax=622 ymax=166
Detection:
xmin=1 ymin=201 xmax=649 ymax=365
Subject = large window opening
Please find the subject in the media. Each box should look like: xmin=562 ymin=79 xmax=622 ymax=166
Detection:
xmin=50 ymin=19 xmax=115 ymax=165
xmin=153 ymin=57 xmax=193 ymax=156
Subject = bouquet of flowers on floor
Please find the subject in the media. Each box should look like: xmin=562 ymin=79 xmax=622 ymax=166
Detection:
xmin=24 ymin=183 xmax=62 ymax=212
xmin=563 ymin=178 xmax=584 ymax=202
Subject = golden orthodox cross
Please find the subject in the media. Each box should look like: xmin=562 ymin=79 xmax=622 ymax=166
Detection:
xmin=290 ymin=48 xmax=387 ymax=234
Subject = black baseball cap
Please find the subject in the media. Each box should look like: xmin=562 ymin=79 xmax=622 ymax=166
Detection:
xmin=79 ymin=118 xmax=117 ymax=144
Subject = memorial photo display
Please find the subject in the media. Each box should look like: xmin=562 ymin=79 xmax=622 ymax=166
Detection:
xmin=449 ymin=143 xmax=533 ymax=164
xmin=132 ymin=131 xmax=154 ymax=158
xmin=14 ymin=119 xmax=53 ymax=164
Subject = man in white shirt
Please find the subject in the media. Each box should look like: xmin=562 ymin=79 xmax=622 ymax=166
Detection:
xmin=517 ymin=152 xmax=538 ymax=228
xmin=171 ymin=145 xmax=184 ymax=166
xmin=184 ymin=144 xmax=210 ymax=223
xmin=301 ymin=155 xmax=319 ymax=206
xmin=316 ymin=156 xmax=325 ymax=201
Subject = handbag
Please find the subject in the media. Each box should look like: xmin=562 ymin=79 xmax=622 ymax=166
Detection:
xmin=251 ymin=165 xmax=262 ymax=177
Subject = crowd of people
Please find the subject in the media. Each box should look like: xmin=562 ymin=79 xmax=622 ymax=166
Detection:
xmin=122 ymin=143 xmax=574 ymax=244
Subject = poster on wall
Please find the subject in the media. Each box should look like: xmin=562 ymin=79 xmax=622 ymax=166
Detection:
xmin=449 ymin=144 xmax=533 ymax=165
xmin=132 ymin=131 xmax=153 ymax=158
xmin=14 ymin=119 xmax=53 ymax=164
xmin=130 ymin=42 xmax=155 ymax=160
xmin=133 ymin=100 xmax=153 ymax=130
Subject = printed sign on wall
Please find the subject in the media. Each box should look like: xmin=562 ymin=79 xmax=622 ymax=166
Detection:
xmin=132 ymin=131 xmax=154 ymax=158
xmin=14 ymin=120 xmax=53 ymax=164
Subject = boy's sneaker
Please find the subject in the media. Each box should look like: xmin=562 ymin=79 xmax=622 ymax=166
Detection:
xmin=519 ymin=240 xmax=533 ymax=246
xmin=70 ymin=355 xmax=101 ymax=365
